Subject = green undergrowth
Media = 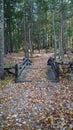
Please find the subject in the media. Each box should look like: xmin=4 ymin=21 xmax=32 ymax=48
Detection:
xmin=0 ymin=74 xmax=15 ymax=86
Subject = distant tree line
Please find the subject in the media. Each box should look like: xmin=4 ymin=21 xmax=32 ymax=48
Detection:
xmin=4 ymin=0 xmax=73 ymax=55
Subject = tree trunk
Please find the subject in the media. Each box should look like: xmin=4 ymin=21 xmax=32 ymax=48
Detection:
xmin=59 ymin=0 xmax=64 ymax=60
xmin=52 ymin=11 xmax=57 ymax=60
xmin=28 ymin=24 xmax=32 ymax=56
xmin=24 ymin=10 xmax=29 ymax=58
xmin=0 ymin=0 xmax=4 ymax=79
xmin=8 ymin=17 xmax=13 ymax=53
xmin=6 ymin=0 xmax=13 ymax=53
xmin=28 ymin=0 xmax=33 ymax=57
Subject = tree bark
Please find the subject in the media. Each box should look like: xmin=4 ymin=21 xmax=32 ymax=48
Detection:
xmin=52 ymin=11 xmax=57 ymax=60
xmin=24 ymin=9 xmax=29 ymax=58
xmin=0 ymin=0 xmax=4 ymax=79
xmin=59 ymin=0 xmax=64 ymax=60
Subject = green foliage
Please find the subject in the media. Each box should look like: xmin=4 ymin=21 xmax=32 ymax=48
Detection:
xmin=0 ymin=74 xmax=14 ymax=86
xmin=4 ymin=0 xmax=73 ymax=53
xmin=67 ymin=27 xmax=73 ymax=37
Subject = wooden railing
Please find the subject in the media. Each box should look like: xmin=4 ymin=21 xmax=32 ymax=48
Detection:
xmin=4 ymin=58 xmax=32 ymax=81
xmin=15 ymin=58 xmax=32 ymax=78
xmin=47 ymin=57 xmax=73 ymax=79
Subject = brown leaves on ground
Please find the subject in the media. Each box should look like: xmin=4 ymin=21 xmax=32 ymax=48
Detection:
xmin=0 ymin=52 xmax=73 ymax=130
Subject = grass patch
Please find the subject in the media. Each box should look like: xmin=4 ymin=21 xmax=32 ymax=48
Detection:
xmin=0 ymin=74 xmax=15 ymax=86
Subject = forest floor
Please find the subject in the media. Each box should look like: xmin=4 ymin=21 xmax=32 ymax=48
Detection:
xmin=0 ymin=51 xmax=73 ymax=130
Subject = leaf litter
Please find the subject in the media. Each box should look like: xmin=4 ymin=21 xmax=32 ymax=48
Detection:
xmin=0 ymin=53 xmax=73 ymax=130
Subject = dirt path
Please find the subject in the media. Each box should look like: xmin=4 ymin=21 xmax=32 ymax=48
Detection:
xmin=0 ymin=53 xmax=73 ymax=130
xmin=17 ymin=53 xmax=53 ymax=82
